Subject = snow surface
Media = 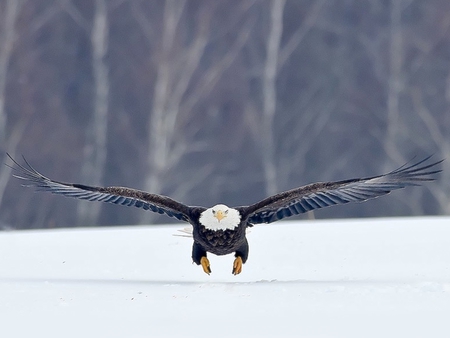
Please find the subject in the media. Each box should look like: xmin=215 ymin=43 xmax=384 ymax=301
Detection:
xmin=0 ymin=217 xmax=449 ymax=338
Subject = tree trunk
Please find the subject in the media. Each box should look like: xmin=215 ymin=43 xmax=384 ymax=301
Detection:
xmin=77 ymin=0 xmax=109 ymax=226
xmin=260 ymin=0 xmax=285 ymax=197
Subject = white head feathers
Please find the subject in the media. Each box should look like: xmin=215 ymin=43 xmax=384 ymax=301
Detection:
xmin=199 ymin=204 xmax=241 ymax=231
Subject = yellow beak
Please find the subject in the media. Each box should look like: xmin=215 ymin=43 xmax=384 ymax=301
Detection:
xmin=215 ymin=210 xmax=226 ymax=222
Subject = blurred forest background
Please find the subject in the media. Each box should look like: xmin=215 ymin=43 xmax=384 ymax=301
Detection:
xmin=0 ymin=0 xmax=449 ymax=230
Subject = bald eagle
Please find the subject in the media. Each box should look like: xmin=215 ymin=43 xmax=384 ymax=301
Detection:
xmin=7 ymin=154 xmax=442 ymax=275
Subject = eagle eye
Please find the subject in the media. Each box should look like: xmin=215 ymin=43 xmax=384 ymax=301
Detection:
xmin=212 ymin=209 xmax=216 ymax=214
xmin=224 ymin=210 xmax=229 ymax=214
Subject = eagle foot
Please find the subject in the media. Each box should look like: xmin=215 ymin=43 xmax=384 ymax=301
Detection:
xmin=200 ymin=256 xmax=211 ymax=275
xmin=232 ymin=256 xmax=243 ymax=275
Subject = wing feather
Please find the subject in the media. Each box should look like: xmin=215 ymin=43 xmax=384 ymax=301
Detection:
xmin=240 ymin=156 xmax=443 ymax=224
xmin=7 ymin=154 xmax=192 ymax=222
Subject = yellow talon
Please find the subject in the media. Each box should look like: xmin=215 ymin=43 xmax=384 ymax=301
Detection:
xmin=200 ymin=256 xmax=211 ymax=275
xmin=232 ymin=256 xmax=243 ymax=275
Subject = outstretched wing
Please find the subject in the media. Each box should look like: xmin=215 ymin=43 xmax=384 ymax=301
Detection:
xmin=239 ymin=156 xmax=443 ymax=224
xmin=7 ymin=154 xmax=192 ymax=222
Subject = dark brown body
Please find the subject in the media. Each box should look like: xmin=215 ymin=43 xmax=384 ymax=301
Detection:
xmin=190 ymin=208 xmax=250 ymax=266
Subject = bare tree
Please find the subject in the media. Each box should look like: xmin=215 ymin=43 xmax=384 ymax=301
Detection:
xmin=384 ymin=0 xmax=407 ymax=167
xmin=0 ymin=0 xmax=22 ymax=143
xmin=246 ymin=0 xmax=327 ymax=197
xmin=0 ymin=0 xmax=25 ymax=210
xmin=259 ymin=0 xmax=286 ymax=197
xmin=61 ymin=0 xmax=111 ymax=226
xmin=77 ymin=0 xmax=110 ymax=226
xmin=137 ymin=1 xmax=252 ymax=223
xmin=142 ymin=0 xmax=194 ymax=224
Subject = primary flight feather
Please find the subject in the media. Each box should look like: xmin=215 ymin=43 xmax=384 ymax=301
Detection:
xmin=7 ymin=154 xmax=442 ymax=275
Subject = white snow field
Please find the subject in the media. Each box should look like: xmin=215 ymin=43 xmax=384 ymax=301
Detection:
xmin=0 ymin=217 xmax=449 ymax=338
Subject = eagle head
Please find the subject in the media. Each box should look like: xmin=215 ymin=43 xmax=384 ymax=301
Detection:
xmin=199 ymin=204 xmax=241 ymax=231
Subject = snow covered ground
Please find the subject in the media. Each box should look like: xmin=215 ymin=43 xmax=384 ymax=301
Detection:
xmin=0 ymin=217 xmax=449 ymax=338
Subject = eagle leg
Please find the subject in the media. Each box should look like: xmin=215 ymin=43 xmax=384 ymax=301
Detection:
xmin=200 ymin=256 xmax=211 ymax=275
xmin=232 ymin=239 xmax=249 ymax=275
xmin=192 ymin=242 xmax=211 ymax=274
xmin=232 ymin=256 xmax=243 ymax=275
